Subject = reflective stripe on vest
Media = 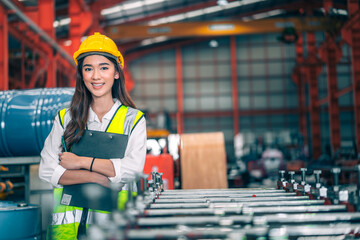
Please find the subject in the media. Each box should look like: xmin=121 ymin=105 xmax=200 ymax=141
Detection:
xmin=58 ymin=105 xmax=144 ymax=134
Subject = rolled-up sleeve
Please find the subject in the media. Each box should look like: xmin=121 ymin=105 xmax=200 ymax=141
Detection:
xmin=108 ymin=117 xmax=147 ymax=183
xmin=39 ymin=114 xmax=66 ymax=188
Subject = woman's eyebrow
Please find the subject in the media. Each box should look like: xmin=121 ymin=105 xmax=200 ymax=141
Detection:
xmin=83 ymin=62 xmax=110 ymax=67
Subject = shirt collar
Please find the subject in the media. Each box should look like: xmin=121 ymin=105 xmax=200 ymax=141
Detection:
xmin=88 ymin=99 xmax=122 ymax=123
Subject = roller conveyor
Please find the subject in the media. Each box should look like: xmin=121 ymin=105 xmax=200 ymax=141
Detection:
xmin=85 ymin=169 xmax=360 ymax=239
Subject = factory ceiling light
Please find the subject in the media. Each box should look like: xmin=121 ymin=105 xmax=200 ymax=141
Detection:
xmin=148 ymin=0 xmax=247 ymax=26
xmin=101 ymin=0 xmax=166 ymax=16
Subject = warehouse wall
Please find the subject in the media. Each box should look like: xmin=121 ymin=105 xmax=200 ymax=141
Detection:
xmin=130 ymin=33 xmax=298 ymax=161
xmin=130 ymin=32 xmax=356 ymax=161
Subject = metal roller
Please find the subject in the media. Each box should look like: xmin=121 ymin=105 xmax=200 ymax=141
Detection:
xmin=253 ymin=212 xmax=360 ymax=225
xmin=150 ymin=196 xmax=310 ymax=208
xmin=136 ymin=215 xmax=252 ymax=227
xmin=158 ymin=192 xmax=296 ymax=199
xmin=161 ymin=188 xmax=281 ymax=195
xmin=144 ymin=200 xmax=326 ymax=217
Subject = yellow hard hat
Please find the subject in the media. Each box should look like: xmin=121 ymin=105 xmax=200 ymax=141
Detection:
xmin=73 ymin=32 xmax=124 ymax=68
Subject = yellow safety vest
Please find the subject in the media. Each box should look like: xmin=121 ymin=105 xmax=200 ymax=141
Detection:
xmin=47 ymin=104 xmax=143 ymax=240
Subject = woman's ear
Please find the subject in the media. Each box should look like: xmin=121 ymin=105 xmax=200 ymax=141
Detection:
xmin=115 ymin=71 xmax=119 ymax=79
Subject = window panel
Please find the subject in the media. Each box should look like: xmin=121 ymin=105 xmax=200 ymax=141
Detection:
xmin=219 ymin=95 xmax=232 ymax=110
xmin=239 ymin=95 xmax=250 ymax=109
xmin=217 ymin=64 xmax=231 ymax=78
xmin=184 ymin=97 xmax=198 ymax=111
xmin=253 ymin=95 xmax=267 ymax=109
xmin=183 ymin=65 xmax=196 ymax=79
xmin=238 ymin=79 xmax=250 ymax=93
xmin=268 ymin=62 xmax=282 ymax=75
xmin=267 ymin=46 xmax=282 ymax=58
xmin=183 ymin=82 xmax=197 ymax=95
xmin=200 ymin=96 xmax=216 ymax=111
xmin=251 ymin=63 xmax=265 ymax=76
xmin=164 ymin=98 xmax=177 ymax=112
xmin=237 ymin=63 xmax=249 ymax=76
xmin=269 ymin=95 xmax=284 ymax=108
xmin=218 ymin=79 xmax=231 ymax=94
xmin=269 ymin=79 xmax=284 ymax=91
xmin=251 ymin=47 xmax=265 ymax=60
xmin=200 ymin=80 xmax=215 ymax=95
xmin=199 ymin=65 xmax=215 ymax=78
xmin=252 ymin=80 xmax=267 ymax=93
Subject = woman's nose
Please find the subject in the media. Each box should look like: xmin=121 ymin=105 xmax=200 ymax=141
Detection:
xmin=92 ymin=69 xmax=101 ymax=79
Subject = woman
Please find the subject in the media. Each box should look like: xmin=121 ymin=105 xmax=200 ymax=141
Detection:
xmin=39 ymin=32 xmax=147 ymax=239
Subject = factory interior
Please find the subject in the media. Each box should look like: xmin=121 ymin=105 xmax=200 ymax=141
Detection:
xmin=1 ymin=0 xmax=360 ymax=239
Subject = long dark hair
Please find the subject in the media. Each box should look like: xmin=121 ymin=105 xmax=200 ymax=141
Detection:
xmin=62 ymin=56 xmax=136 ymax=151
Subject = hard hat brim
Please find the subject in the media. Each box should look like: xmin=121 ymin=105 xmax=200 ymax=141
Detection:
xmin=76 ymin=52 xmax=120 ymax=66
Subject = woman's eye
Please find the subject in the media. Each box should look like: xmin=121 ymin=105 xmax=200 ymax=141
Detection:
xmin=84 ymin=67 xmax=92 ymax=72
xmin=100 ymin=67 xmax=109 ymax=70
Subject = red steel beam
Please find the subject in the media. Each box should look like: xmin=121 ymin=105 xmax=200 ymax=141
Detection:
xmin=318 ymin=0 xmax=341 ymax=153
xmin=341 ymin=0 xmax=360 ymax=149
xmin=230 ymin=36 xmax=239 ymax=136
xmin=68 ymin=0 xmax=92 ymax=56
xmin=292 ymin=33 xmax=308 ymax=146
xmin=182 ymin=106 xmax=354 ymax=118
xmin=38 ymin=0 xmax=56 ymax=87
xmin=318 ymin=85 xmax=353 ymax=105
xmin=21 ymin=40 xmax=25 ymax=88
xmin=184 ymin=108 xmax=299 ymax=118
xmin=176 ymin=47 xmax=184 ymax=134
xmin=319 ymin=37 xmax=342 ymax=153
xmin=0 ymin=4 xmax=8 ymax=90
xmin=305 ymin=32 xmax=322 ymax=159
xmin=336 ymin=85 xmax=353 ymax=98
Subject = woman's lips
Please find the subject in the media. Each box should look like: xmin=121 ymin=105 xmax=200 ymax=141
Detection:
xmin=91 ymin=83 xmax=105 ymax=89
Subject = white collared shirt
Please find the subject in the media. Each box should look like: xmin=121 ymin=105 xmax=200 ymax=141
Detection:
xmin=39 ymin=99 xmax=147 ymax=188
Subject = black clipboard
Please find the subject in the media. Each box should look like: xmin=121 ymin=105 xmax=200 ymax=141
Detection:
xmin=71 ymin=130 xmax=128 ymax=159
xmin=61 ymin=130 xmax=128 ymax=211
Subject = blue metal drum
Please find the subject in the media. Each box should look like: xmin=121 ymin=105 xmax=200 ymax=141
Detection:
xmin=0 ymin=88 xmax=74 ymax=157
xmin=0 ymin=202 xmax=41 ymax=240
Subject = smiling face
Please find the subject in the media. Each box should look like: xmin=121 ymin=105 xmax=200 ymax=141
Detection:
xmin=82 ymin=54 xmax=119 ymax=100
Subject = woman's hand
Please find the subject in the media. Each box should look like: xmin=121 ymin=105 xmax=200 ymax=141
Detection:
xmin=59 ymin=152 xmax=84 ymax=170
xmin=92 ymin=172 xmax=110 ymax=188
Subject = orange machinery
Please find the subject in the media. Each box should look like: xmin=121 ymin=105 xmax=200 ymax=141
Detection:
xmin=144 ymin=129 xmax=175 ymax=190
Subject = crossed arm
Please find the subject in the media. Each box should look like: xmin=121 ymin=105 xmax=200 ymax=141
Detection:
xmin=58 ymin=153 xmax=115 ymax=187
xmin=39 ymin=114 xmax=146 ymax=188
